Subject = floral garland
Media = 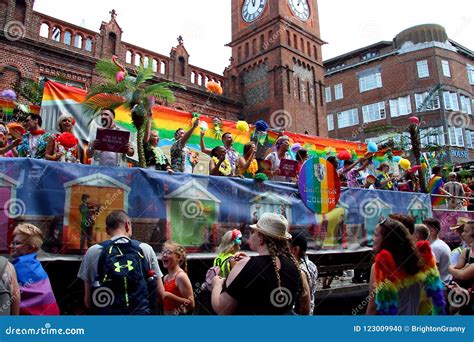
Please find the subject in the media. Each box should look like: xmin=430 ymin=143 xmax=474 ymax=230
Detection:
xmin=246 ymin=159 xmax=258 ymax=176
xmin=152 ymin=146 xmax=167 ymax=165
xmin=212 ymin=156 xmax=231 ymax=176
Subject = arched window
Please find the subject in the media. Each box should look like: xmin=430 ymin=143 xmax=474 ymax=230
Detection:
xmin=198 ymin=74 xmax=203 ymax=86
xmin=134 ymin=53 xmax=141 ymax=66
xmin=39 ymin=23 xmax=49 ymax=38
xmin=237 ymin=47 xmax=242 ymax=63
xmin=14 ymin=0 xmax=27 ymax=23
xmin=287 ymin=31 xmax=291 ymax=46
xmin=179 ymin=56 xmax=185 ymax=77
xmin=85 ymin=37 xmax=93 ymax=52
xmin=108 ymin=32 xmax=116 ymax=55
xmin=64 ymin=31 xmax=72 ymax=45
xmin=307 ymin=42 xmax=311 ymax=57
xmin=143 ymin=57 xmax=150 ymax=68
xmin=152 ymin=59 xmax=158 ymax=72
xmin=300 ymin=38 xmax=304 ymax=53
xmin=126 ymin=51 xmax=133 ymax=64
xmin=293 ymin=34 xmax=298 ymax=49
xmin=51 ymin=27 xmax=61 ymax=42
xmin=205 ymin=76 xmax=209 ymax=85
xmin=313 ymin=45 xmax=318 ymax=60
xmin=252 ymin=38 xmax=256 ymax=55
xmin=244 ymin=42 xmax=249 ymax=59
xmin=74 ymin=34 xmax=83 ymax=48
xmin=160 ymin=61 xmax=166 ymax=74
xmin=260 ymin=34 xmax=265 ymax=51
xmin=191 ymin=71 xmax=196 ymax=83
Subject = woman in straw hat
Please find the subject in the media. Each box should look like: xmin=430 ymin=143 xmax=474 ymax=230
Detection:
xmin=211 ymin=213 xmax=309 ymax=315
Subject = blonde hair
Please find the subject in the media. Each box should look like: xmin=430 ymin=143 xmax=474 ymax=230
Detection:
xmin=164 ymin=241 xmax=188 ymax=273
xmin=217 ymin=230 xmax=240 ymax=254
xmin=13 ymin=223 xmax=43 ymax=249
xmin=56 ymin=113 xmax=75 ymax=131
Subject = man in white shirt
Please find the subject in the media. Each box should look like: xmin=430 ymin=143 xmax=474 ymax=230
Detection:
xmin=423 ymin=218 xmax=452 ymax=284
xmin=86 ymin=108 xmax=134 ymax=167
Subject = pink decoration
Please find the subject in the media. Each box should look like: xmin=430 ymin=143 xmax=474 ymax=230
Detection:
xmin=112 ymin=55 xmax=126 ymax=83
xmin=408 ymin=116 xmax=420 ymax=125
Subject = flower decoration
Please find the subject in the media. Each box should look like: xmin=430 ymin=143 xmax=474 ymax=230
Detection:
xmin=206 ymin=81 xmax=223 ymax=95
xmin=255 ymin=120 xmax=269 ymax=132
xmin=246 ymin=159 xmax=259 ymax=176
xmin=57 ymin=132 xmax=78 ymax=149
xmin=112 ymin=55 xmax=126 ymax=83
xmin=200 ymin=121 xmax=209 ymax=132
xmin=0 ymin=89 xmax=16 ymax=101
xmin=337 ymin=150 xmax=352 ymax=161
xmin=212 ymin=117 xmax=223 ymax=139
xmin=254 ymin=173 xmax=268 ymax=182
xmin=236 ymin=120 xmax=249 ymax=133
xmin=291 ymin=143 xmax=302 ymax=153
xmin=212 ymin=156 xmax=231 ymax=176
xmin=6 ymin=123 xmax=26 ymax=139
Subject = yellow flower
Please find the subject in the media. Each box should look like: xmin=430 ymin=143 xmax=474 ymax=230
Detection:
xmin=211 ymin=156 xmax=231 ymax=176
xmin=236 ymin=121 xmax=249 ymax=133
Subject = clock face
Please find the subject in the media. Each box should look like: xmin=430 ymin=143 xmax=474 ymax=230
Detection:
xmin=242 ymin=0 xmax=267 ymax=23
xmin=288 ymin=0 xmax=310 ymax=21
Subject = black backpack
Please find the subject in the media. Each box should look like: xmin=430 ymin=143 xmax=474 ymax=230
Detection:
xmin=92 ymin=238 xmax=156 ymax=315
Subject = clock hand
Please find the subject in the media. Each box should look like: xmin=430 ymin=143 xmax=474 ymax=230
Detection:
xmin=252 ymin=0 xmax=256 ymax=7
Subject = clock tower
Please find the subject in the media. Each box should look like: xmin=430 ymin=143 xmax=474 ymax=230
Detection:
xmin=227 ymin=0 xmax=327 ymax=136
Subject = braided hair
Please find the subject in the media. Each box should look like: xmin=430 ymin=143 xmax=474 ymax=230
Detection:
xmin=263 ymin=235 xmax=303 ymax=295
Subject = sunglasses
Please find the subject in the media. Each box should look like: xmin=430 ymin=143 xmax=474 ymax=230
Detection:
xmin=161 ymin=250 xmax=175 ymax=257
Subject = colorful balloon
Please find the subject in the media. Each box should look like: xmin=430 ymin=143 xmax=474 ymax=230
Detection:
xmin=367 ymin=142 xmax=378 ymax=153
xmin=399 ymin=158 xmax=411 ymax=170
xmin=408 ymin=116 xmax=420 ymax=125
xmin=393 ymin=156 xmax=402 ymax=163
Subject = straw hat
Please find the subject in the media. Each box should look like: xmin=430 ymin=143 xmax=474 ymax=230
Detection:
xmin=250 ymin=213 xmax=291 ymax=240
xmin=450 ymin=217 xmax=470 ymax=230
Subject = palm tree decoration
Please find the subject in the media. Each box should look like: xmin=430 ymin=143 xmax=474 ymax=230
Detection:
xmin=84 ymin=56 xmax=182 ymax=167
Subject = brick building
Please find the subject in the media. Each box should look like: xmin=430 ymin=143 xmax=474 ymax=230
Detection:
xmin=0 ymin=0 xmax=327 ymax=136
xmin=324 ymin=24 xmax=474 ymax=164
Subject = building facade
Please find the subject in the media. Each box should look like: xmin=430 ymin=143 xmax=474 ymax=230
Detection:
xmin=324 ymin=24 xmax=474 ymax=164
xmin=0 ymin=0 xmax=327 ymax=136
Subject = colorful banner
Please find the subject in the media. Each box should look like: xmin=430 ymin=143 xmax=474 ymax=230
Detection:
xmin=39 ymin=80 xmax=398 ymax=174
xmin=0 ymin=158 xmax=433 ymax=254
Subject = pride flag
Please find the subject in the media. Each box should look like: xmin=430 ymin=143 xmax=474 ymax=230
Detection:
xmin=11 ymin=253 xmax=60 ymax=315
xmin=428 ymin=176 xmax=446 ymax=207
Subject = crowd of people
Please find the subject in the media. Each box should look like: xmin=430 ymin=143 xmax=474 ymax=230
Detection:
xmin=1 ymin=210 xmax=473 ymax=316
xmin=2 ymin=110 xmax=473 ymax=207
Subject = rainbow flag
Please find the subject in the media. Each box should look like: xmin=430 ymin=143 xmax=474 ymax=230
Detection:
xmin=41 ymin=80 xmax=395 ymax=170
xmin=428 ymin=176 xmax=445 ymax=207
xmin=12 ymin=253 xmax=60 ymax=315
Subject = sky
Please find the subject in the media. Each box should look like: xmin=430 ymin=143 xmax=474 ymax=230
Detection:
xmin=33 ymin=0 xmax=473 ymax=75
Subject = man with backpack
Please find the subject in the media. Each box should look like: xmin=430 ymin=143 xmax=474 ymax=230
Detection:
xmin=78 ymin=210 xmax=165 ymax=315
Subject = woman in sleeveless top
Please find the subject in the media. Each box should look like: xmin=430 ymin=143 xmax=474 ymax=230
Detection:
xmin=367 ymin=219 xmax=445 ymax=315
xmin=449 ymin=222 xmax=474 ymax=290
xmin=211 ymin=213 xmax=309 ymax=315
xmin=161 ymin=242 xmax=194 ymax=315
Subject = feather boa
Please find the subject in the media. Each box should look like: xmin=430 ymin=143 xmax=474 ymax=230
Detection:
xmin=374 ymin=241 xmax=445 ymax=315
